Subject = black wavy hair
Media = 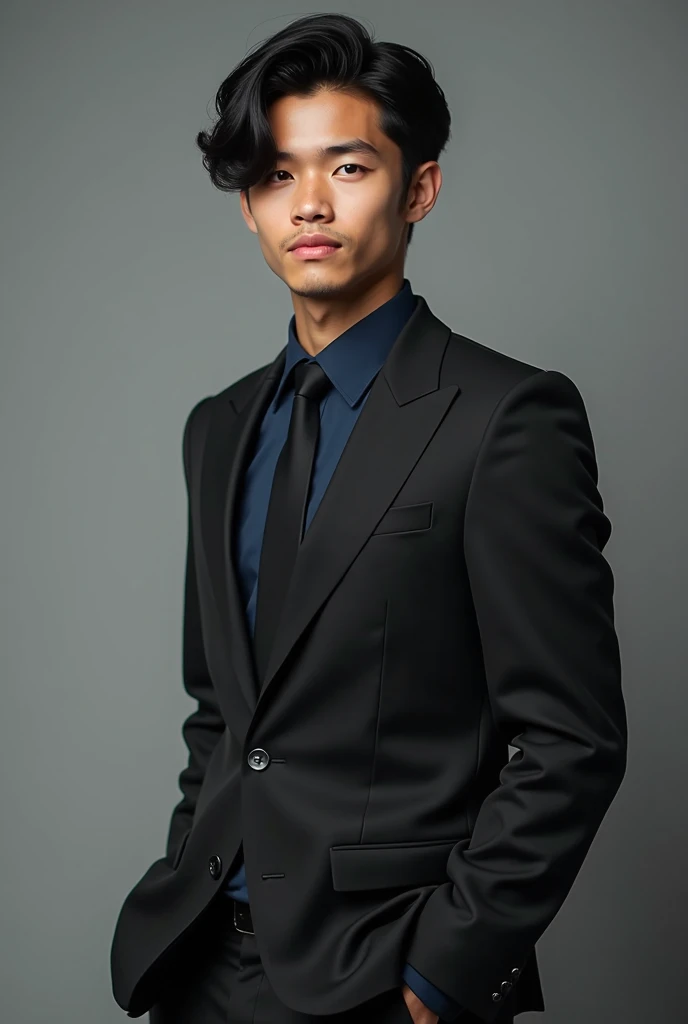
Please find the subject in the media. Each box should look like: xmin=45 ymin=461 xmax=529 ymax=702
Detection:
xmin=196 ymin=13 xmax=452 ymax=246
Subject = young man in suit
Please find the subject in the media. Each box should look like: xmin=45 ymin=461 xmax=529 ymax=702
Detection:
xmin=110 ymin=13 xmax=627 ymax=1024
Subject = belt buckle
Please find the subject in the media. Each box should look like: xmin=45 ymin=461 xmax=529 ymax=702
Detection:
xmin=233 ymin=900 xmax=254 ymax=935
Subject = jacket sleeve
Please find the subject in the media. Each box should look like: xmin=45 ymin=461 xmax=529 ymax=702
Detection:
xmin=403 ymin=963 xmax=466 ymax=1019
xmin=164 ymin=396 xmax=226 ymax=866
xmin=404 ymin=368 xmax=628 ymax=1022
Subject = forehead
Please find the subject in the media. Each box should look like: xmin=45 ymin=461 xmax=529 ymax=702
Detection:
xmin=266 ymin=89 xmax=393 ymax=158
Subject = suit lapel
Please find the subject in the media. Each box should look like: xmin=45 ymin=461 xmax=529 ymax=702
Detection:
xmin=200 ymin=294 xmax=460 ymax=719
xmin=199 ymin=349 xmax=285 ymax=715
xmin=256 ymin=296 xmax=459 ymax=710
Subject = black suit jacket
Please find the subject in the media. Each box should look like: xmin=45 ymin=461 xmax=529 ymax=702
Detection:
xmin=110 ymin=295 xmax=627 ymax=1020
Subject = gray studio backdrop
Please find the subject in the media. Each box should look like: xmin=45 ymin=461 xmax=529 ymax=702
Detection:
xmin=1 ymin=2 xmax=686 ymax=1022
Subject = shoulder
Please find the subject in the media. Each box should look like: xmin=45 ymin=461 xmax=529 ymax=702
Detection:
xmin=444 ymin=329 xmax=587 ymax=417
xmin=181 ymin=359 xmax=274 ymax=478
xmin=445 ymin=329 xmax=542 ymax=398
xmin=183 ymin=361 xmax=273 ymax=442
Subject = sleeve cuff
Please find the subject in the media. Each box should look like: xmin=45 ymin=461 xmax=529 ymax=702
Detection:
xmin=402 ymin=962 xmax=467 ymax=1020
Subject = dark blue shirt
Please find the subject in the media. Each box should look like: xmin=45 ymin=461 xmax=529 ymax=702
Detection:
xmin=221 ymin=277 xmax=464 ymax=1020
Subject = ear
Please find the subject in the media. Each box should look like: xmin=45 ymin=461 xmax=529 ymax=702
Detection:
xmin=240 ymin=189 xmax=258 ymax=235
xmin=405 ymin=161 xmax=443 ymax=226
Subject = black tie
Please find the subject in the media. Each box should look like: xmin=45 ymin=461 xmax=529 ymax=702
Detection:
xmin=253 ymin=359 xmax=333 ymax=688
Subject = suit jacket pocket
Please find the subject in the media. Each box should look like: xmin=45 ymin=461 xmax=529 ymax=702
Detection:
xmin=371 ymin=501 xmax=433 ymax=536
xmin=329 ymin=837 xmax=461 ymax=891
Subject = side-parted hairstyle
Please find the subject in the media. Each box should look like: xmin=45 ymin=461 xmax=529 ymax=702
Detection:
xmin=195 ymin=13 xmax=452 ymax=246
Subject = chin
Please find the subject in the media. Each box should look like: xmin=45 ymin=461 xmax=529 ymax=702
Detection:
xmin=286 ymin=272 xmax=350 ymax=300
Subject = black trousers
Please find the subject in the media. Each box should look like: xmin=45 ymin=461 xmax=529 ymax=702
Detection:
xmin=148 ymin=894 xmax=514 ymax=1024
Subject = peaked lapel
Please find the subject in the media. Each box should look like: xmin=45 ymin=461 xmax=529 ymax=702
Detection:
xmin=200 ymin=294 xmax=460 ymax=722
xmin=199 ymin=349 xmax=286 ymax=717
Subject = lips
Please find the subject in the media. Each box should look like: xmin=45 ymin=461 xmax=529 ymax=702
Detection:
xmin=288 ymin=234 xmax=342 ymax=251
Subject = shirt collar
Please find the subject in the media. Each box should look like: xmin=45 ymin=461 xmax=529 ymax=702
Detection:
xmin=272 ymin=278 xmax=418 ymax=411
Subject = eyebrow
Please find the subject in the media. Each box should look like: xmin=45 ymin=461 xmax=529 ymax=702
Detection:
xmin=274 ymin=138 xmax=381 ymax=161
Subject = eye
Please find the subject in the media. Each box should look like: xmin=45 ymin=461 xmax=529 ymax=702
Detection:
xmin=336 ymin=163 xmax=365 ymax=176
xmin=264 ymin=163 xmax=367 ymax=183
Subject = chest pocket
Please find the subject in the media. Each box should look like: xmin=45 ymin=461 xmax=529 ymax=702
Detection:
xmin=371 ymin=500 xmax=433 ymax=536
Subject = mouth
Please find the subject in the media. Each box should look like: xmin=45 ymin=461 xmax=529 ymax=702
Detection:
xmin=287 ymin=234 xmax=342 ymax=258
xmin=289 ymin=243 xmax=342 ymax=260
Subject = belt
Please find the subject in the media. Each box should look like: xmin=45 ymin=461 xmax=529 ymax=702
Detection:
xmin=231 ymin=898 xmax=255 ymax=935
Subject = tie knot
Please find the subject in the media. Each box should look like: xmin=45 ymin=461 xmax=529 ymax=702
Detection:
xmin=293 ymin=360 xmax=332 ymax=403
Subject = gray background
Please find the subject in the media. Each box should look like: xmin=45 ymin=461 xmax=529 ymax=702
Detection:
xmin=1 ymin=1 xmax=686 ymax=1022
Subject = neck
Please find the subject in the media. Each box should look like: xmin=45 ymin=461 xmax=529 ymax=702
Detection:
xmin=290 ymin=270 xmax=405 ymax=357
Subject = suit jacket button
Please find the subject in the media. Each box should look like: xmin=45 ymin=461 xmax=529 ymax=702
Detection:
xmin=492 ymin=992 xmax=502 ymax=1002
xmin=511 ymin=968 xmax=521 ymax=980
xmin=247 ymin=748 xmax=270 ymax=770
xmin=208 ymin=855 xmax=222 ymax=880
xmin=500 ymin=981 xmax=513 ymax=995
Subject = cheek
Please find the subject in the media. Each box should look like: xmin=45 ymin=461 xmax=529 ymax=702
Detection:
xmin=355 ymin=219 xmax=401 ymax=257
xmin=253 ymin=224 xmax=279 ymax=257
xmin=356 ymin=192 xmax=404 ymax=241
xmin=256 ymin=234 xmax=273 ymax=261
xmin=256 ymin=235 xmax=286 ymax=276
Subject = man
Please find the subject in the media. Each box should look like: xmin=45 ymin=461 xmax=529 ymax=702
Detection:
xmin=110 ymin=13 xmax=628 ymax=1024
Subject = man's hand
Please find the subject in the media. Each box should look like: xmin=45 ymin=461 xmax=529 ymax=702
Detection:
xmin=401 ymin=982 xmax=440 ymax=1024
